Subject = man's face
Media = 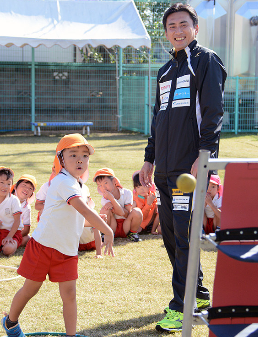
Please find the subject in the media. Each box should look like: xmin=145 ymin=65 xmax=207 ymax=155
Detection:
xmin=165 ymin=11 xmax=198 ymax=51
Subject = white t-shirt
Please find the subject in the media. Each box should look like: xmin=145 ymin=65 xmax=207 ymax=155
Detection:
xmin=36 ymin=181 xmax=50 ymax=202
xmin=101 ymin=187 xmax=133 ymax=219
xmin=0 ymin=194 xmax=22 ymax=230
xmin=21 ymin=200 xmax=31 ymax=227
xmin=32 ymin=169 xmax=88 ymax=256
xmin=79 ymin=185 xmax=95 ymax=244
xmin=204 ymin=193 xmax=222 ymax=219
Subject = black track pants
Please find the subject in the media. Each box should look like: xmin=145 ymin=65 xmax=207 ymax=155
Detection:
xmin=154 ymin=174 xmax=210 ymax=313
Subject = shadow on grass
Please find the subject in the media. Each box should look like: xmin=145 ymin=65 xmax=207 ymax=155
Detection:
xmin=78 ymin=313 xmax=167 ymax=337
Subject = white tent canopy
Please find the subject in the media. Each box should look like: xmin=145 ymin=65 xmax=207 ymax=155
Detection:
xmin=0 ymin=0 xmax=151 ymax=49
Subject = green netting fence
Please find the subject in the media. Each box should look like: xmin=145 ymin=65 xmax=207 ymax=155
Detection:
xmin=0 ymin=0 xmax=257 ymax=135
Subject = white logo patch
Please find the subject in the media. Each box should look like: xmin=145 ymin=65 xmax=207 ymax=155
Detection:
xmin=160 ymin=103 xmax=168 ymax=111
xmin=173 ymin=204 xmax=189 ymax=211
xmin=172 ymin=99 xmax=190 ymax=108
xmin=172 ymin=196 xmax=190 ymax=204
xmin=176 ymin=75 xmax=190 ymax=89
xmin=160 ymin=80 xmax=172 ymax=95
xmin=156 ymin=189 xmax=161 ymax=206
xmin=160 ymin=92 xmax=169 ymax=105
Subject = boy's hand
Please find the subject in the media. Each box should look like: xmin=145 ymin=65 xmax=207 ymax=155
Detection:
xmin=2 ymin=236 xmax=15 ymax=245
xmin=147 ymin=193 xmax=156 ymax=205
xmin=94 ymin=254 xmax=103 ymax=259
xmin=205 ymin=193 xmax=213 ymax=206
xmin=101 ymin=234 xmax=115 ymax=257
xmin=102 ymin=190 xmax=114 ymax=201
xmin=103 ymin=202 xmax=113 ymax=211
xmin=99 ymin=214 xmax=107 ymax=222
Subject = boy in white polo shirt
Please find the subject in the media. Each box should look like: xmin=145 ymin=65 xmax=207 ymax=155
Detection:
xmin=0 ymin=167 xmax=22 ymax=256
xmin=2 ymin=134 xmax=114 ymax=337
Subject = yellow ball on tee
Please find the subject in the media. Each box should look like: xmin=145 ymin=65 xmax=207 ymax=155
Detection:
xmin=176 ymin=173 xmax=196 ymax=193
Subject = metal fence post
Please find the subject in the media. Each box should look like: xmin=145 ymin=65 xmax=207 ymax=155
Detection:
xmin=118 ymin=47 xmax=123 ymax=131
xmin=234 ymin=76 xmax=239 ymax=135
xmin=144 ymin=76 xmax=148 ymax=135
xmin=182 ymin=150 xmax=210 ymax=337
xmin=31 ymin=47 xmax=35 ymax=131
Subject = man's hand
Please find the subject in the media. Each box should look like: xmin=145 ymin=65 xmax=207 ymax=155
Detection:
xmin=191 ymin=157 xmax=199 ymax=178
xmin=139 ymin=162 xmax=154 ymax=187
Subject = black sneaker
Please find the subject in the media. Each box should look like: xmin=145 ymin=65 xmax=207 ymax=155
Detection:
xmin=127 ymin=231 xmax=142 ymax=242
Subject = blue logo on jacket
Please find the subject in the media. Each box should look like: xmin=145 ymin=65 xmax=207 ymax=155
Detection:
xmin=173 ymin=88 xmax=190 ymax=100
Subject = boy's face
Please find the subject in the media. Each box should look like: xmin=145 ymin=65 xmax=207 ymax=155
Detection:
xmin=61 ymin=145 xmax=90 ymax=180
xmin=96 ymin=176 xmax=116 ymax=195
xmin=207 ymin=182 xmax=219 ymax=198
xmin=16 ymin=180 xmax=34 ymax=202
xmin=0 ymin=174 xmax=12 ymax=199
xmin=135 ymin=185 xmax=150 ymax=197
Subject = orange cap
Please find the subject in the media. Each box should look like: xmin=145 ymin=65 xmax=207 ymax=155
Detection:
xmin=93 ymin=168 xmax=123 ymax=188
xmin=16 ymin=174 xmax=37 ymax=190
xmin=56 ymin=133 xmax=94 ymax=155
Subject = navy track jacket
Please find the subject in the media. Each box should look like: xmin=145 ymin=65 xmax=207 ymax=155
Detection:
xmin=145 ymin=40 xmax=227 ymax=176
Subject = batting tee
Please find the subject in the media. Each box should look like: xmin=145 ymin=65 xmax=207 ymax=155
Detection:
xmin=181 ymin=150 xmax=258 ymax=337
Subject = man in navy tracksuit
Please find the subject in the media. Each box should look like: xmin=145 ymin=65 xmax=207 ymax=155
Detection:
xmin=139 ymin=3 xmax=227 ymax=333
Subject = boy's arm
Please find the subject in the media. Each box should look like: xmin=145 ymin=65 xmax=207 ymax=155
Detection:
xmin=93 ymin=228 xmax=102 ymax=258
xmin=21 ymin=225 xmax=30 ymax=237
xmin=35 ymin=200 xmax=45 ymax=212
xmin=69 ymin=196 xmax=114 ymax=256
xmin=103 ymin=190 xmax=128 ymax=217
xmin=2 ymin=213 xmax=21 ymax=244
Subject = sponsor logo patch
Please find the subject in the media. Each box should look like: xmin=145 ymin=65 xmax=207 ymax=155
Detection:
xmin=172 ymin=189 xmax=183 ymax=196
xmin=172 ymin=196 xmax=190 ymax=204
xmin=173 ymin=88 xmax=190 ymax=100
xmin=176 ymin=75 xmax=190 ymax=89
xmin=160 ymin=103 xmax=168 ymax=111
xmin=172 ymin=99 xmax=190 ymax=108
xmin=173 ymin=203 xmax=189 ymax=211
xmin=156 ymin=189 xmax=161 ymax=206
xmin=160 ymin=92 xmax=170 ymax=105
xmin=160 ymin=80 xmax=172 ymax=95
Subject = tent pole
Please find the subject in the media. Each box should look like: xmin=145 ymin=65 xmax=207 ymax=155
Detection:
xmin=31 ymin=47 xmax=35 ymax=131
xmin=148 ymin=49 xmax=151 ymax=135
xmin=118 ymin=47 xmax=123 ymax=131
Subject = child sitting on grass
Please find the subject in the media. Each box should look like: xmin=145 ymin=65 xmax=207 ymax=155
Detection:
xmin=0 ymin=167 xmax=22 ymax=257
xmin=11 ymin=174 xmax=37 ymax=247
xmin=203 ymin=174 xmax=223 ymax=234
xmin=132 ymin=171 xmax=161 ymax=235
xmin=2 ymin=133 xmax=114 ymax=337
xmin=93 ymin=168 xmax=143 ymax=242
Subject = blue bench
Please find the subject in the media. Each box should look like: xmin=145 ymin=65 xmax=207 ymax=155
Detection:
xmin=31 ymin=122 xmax=93 ymax=136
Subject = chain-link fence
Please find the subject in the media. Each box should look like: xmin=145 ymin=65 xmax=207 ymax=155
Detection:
xmin=0 ymin=0 xmax=257 ymax=135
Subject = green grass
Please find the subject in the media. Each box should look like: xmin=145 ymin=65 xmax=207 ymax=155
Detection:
xmin=0 ymin=132 xmax=257 ymax=337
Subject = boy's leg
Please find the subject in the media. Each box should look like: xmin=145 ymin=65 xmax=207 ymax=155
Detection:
xmin=151 ymin=213 xmax=160 ymax=234
xmin=123 ymin=208 xmax=143 ymax=234
xmin=59 ymin=280 xmax=77 ymax=335
xmin=8 ymin=279 xmax=43 ymax=322
xmin=100 ymin=208 xmax=117 ymax=233
xmin=2 ymin=241 xmax=18 ymax=257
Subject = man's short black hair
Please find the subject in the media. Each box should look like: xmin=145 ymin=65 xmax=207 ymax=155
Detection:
xmin=163 ymin=2 xmax=198 ymax=30
xmin=133 ymin=173 xmax=142 ymax=189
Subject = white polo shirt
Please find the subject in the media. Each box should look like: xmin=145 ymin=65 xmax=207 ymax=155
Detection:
xmin=204 ymin=193 xmax=222 ymax=219
xmin=101 ymin=187 xmax=133 ymax=219
xmin=0 ymin=194 xmax=22 ymax=230
xmin=21 ymin=200 xmax=31 ymax=227
xmin=36 ymin=181 xmax=50 ymax=202
xmin=32 ymin=168 xmax=88 ymax=256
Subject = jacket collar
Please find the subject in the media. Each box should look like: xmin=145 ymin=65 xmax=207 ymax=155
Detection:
xmin=169 ymin=39 xmax=197 ymax=62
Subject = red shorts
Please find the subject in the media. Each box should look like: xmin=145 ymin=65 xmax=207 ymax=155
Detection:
xmin=115 ymin=219 xmax=127 ymax=238
xmin=78 ymin=240 xmax=96 ymax=251
xmin=204 ymin=218 xmax=215 ymax=234
xmin=0 ymin=229 xmax=22 ymax=248
xmin=17 ymin=238 xmax=78 ymax=282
